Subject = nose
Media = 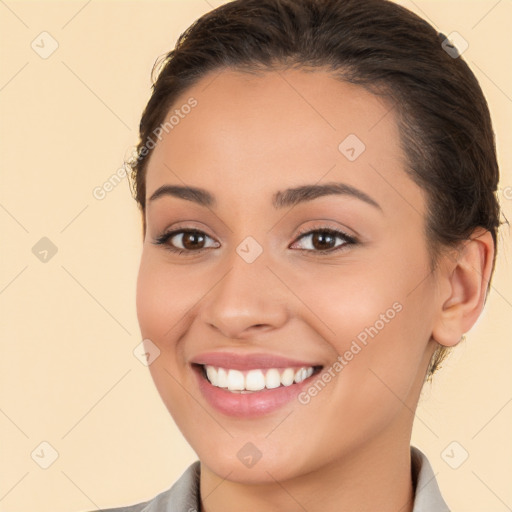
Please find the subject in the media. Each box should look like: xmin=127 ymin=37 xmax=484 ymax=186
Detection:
xmin=198 ymin=253 xmax=289 ymax=340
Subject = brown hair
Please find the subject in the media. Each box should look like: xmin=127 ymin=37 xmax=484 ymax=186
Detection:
xmin=127 ymin=0 xmax=503 ymax=378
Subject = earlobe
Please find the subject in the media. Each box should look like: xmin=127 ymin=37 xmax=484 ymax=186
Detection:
xmin=431 ymin=228 xmax=494 ymax=347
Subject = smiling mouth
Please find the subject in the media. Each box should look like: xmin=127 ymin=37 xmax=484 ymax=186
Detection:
xmin=193 ymin=363 xmax=323 ymax=393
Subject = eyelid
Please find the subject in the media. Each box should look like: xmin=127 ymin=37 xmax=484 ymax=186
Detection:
xmin=152 ymin=220 xmax=215 ymax=242
xmin=293 ymin=222 xmax=357 ymax=240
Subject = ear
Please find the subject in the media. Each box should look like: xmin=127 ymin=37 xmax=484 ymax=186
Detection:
xmin=431 ymin=228 xmax=495 ymax=347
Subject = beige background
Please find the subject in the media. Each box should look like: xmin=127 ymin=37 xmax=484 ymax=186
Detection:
xmin=0 ymin=0 xmax=511 ymax=510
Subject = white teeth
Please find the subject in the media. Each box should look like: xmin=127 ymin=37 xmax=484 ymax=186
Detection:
xmin=217 ymin=367 xmax=228 ymax=388
xmin=245 ymin=369 xmax=266 ymax=391
xmin=294 ymin=367 xmax=314 ymax=383
xmin=294 ymin=367 xmax=307 ymax=383
xmin=265 ymin=368 xmax=281 ymax=389
xmin=280 ymin=368 xmax=295 ymax=386
xmin=226 ymin=369 xmax=245 ymax=391
xmin=203 ymin=365 xmax=317 ymax=392
xmin=206 ymin=365 xmax=217 ymax=384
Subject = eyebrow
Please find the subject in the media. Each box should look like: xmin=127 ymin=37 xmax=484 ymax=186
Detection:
xmin=148 ymin=181 xmax=382 ymax=211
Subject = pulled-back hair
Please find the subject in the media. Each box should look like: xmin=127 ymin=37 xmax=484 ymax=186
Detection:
xmin=127 ymin=0 xmax=502 ymax=378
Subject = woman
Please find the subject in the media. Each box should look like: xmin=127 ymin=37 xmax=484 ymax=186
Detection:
xmin=102 ymin=0 xmax=501 ymax=510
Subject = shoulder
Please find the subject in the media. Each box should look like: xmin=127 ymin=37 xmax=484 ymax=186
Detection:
xmin=83 ymin=460 xmax=201 ymax=512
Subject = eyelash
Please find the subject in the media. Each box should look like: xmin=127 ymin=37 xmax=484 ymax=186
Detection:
xmin=152 ymin=226 xmax=358 ymax=256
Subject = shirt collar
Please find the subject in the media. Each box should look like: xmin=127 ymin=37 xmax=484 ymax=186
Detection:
xmin=411 ymin=445 xmax=451 ymax=512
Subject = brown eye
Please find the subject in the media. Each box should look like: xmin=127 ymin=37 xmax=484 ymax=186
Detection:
xmin=291 ymin=228 xmax=357 ymax=254
xmin=153 ymin=229 xmax=220 ymax=254
xmin=310 ymin=231 xmax=337 ymax=251
xmin=179 ymin=231 xmax=207 ymax=250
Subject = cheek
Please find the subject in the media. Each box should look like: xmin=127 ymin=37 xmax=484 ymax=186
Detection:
xmin=136 ymin=251 xmax=197 ymax=343
xmin=295 ymin=254 xmax=432 ymax=398
xmin=135 ymin=253 xmax=196 ymax=421
xmin=136 ymin=258 xmax=166 ymax=343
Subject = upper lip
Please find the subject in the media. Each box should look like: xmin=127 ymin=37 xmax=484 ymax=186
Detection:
xmin=190 ymin=352 xmax=323 ymax=371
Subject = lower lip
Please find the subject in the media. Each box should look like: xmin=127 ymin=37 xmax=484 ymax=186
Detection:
xmin=193 ymin=365 xmax=319 ymax=418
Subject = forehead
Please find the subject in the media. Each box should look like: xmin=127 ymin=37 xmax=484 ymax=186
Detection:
xmin=145 ymin=68 xmax=422 ymax=215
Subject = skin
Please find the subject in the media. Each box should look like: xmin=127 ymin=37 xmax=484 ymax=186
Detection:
xmin=136 ymin=68 xmax=494 ymax=512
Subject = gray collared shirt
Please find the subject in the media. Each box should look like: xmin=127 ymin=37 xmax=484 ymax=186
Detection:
xmin=97 ymin=446 xmax=450 ymax=512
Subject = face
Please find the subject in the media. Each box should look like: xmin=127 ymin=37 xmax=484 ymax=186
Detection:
xmin=136 ymin=68 xmax=440 ymax=483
